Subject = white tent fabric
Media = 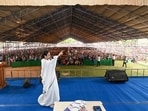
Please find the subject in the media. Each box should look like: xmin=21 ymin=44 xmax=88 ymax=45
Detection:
xmin=0 ymin=0 xmax=147 ymax=6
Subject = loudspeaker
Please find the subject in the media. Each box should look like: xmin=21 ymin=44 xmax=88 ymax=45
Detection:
xmin=23 ymin=79 xmax=31 ymax=88
xmin=104 ymin=70 xmax=128 ymax=82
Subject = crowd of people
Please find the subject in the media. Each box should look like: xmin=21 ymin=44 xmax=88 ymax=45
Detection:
xmin=0 ymin=46 xmax=147 ymax=67
xmin=1 ymin=47 xmax=121 ymax=66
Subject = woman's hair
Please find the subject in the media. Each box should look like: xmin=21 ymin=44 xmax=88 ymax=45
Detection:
xmin=41 ymin=50 xmax=49 ymax=59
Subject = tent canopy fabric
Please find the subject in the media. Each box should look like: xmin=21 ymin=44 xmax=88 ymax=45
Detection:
xmin=0 ymin=1 xmax=148 ymax=43
xmin=0 ymin=0 xmax=148 ymax=6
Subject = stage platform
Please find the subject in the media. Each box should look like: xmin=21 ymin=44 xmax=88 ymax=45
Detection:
xmin=4 ymin=66 xmax=41 ymax=78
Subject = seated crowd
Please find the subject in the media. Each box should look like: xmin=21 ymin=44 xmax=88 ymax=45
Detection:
xmin=3 ymin=47 xmax=119 ymax=66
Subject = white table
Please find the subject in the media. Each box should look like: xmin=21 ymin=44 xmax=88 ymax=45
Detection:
xmin=53 ymin=101 xmax=106 ymax=111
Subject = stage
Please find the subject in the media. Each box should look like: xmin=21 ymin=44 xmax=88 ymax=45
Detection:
xmin=0 ymin=77 xmax=148 ymax=111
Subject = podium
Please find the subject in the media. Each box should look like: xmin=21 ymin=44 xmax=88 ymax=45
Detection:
xmin=0 ymin=62 xmax=7 ymax=89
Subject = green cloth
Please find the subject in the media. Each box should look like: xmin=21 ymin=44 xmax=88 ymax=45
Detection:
xmin=11 ymin=58 xmax=112 ymax=67
xmin=11 ymin=60 xmax=41 ymax=67
xmin=83 ymin=58 xmax=112 ymax=66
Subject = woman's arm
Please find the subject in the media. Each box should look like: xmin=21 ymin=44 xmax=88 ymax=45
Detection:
xmin=58 ymin=50 xmax=64 ymax=57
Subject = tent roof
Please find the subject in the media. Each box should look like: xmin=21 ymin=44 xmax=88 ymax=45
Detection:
xmin=0 ymin=5 xmax=148 ymax=43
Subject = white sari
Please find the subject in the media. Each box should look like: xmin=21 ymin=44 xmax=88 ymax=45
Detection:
xmin=38 ymin=56 xmax=60 ymax=106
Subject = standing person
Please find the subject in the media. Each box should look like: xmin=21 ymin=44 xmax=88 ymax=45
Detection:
xmin=96 ymin=55 xmax=101 ymax=66
xmin=38 ymin=50 xmax=63 ymax=108
xmin=112 ymin=54 xmax=116 ymax=66
xmin=122 ymin=56 xmax=127 ymax=68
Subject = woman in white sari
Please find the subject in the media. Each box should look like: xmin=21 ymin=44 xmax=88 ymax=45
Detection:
xmin=38 ymin=50 xmax=63 ymax=108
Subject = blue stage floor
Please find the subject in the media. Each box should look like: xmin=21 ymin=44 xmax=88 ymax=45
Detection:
xmin=0 ymin=77 xmax=148 ymax=111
